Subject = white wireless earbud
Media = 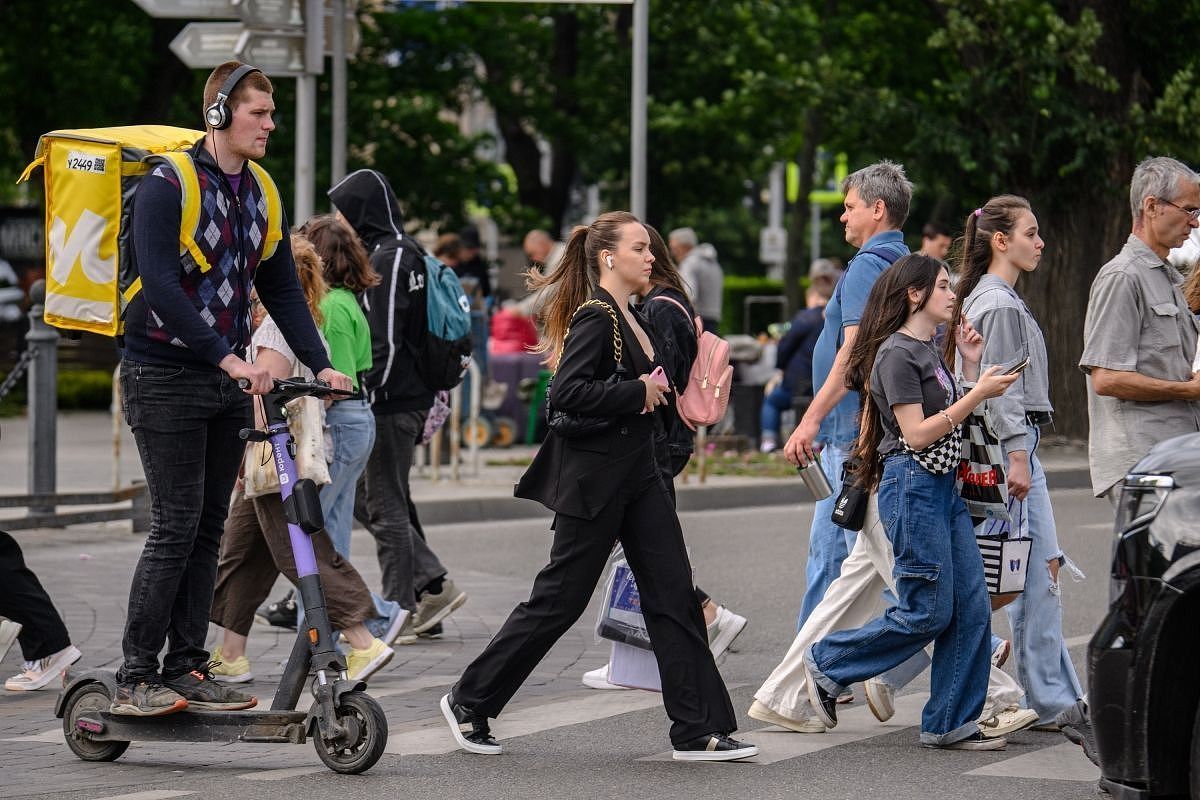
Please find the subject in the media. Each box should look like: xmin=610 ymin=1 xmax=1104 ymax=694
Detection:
xmin=606 ymin=255 xmax=614 ymax=269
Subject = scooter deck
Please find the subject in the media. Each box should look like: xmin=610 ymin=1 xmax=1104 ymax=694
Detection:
xmin=76 ymin=708 xmax=310 ymax=744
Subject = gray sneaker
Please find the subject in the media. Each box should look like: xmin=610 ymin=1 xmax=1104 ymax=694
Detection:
xmin=109 ymin=681 xmax=188 ymax=717
xmin=164 ymin=664 xmax=256 ymax=711
xmin=413 ymin=580 xmax=467 ymax=634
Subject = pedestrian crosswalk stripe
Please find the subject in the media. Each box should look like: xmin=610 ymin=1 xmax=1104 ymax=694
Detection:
xmin=368 ymin=674 xmax=462 ymax=699
xmin=2 ymin=728 xmax=61 ymax=743
xmin=90 ymin=792 xmax=197 ymax=800
xmin=965 ymin=740 xmax=1100 ymax=782
xmin=641 ymin=692 xmax=926 ymax=763
xmin=384 ymin=690 xmax=668 ymax=755
xmin=238 ymin=766 xmax=324 ymax=781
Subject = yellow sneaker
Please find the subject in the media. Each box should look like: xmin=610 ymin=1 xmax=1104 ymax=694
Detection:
xmin=209 ymin=646 xmax=253 ymax=684
xmin=346 ymin=638 xmax=393 ymax=683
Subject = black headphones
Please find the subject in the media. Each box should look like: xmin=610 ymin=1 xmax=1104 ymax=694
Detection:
xmin=204 ymin=64 xmax=262 ymax=131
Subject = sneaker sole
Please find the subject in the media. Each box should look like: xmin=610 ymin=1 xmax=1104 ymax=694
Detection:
xmin=185 ymin=698 xmax=258 ymax=711
xmin=925 ymin=737 xmax=1007 ymax=751
xmin=414 ymin=592 xmax=468 ymax=634
xmin=211 ymin=672 xmax=254 ymax=684
xmin=864 ymin=681 xmax=895 ymax=723
xmin=672 ymin=745 xmax=759 ymax=761
xmin=802 ymin=661 xmax=837 ymax=729
xmin=349 ymin=646 xmax=394 ymax=683
xmin=440 ymin=694 xmax=501 ymax=755
xmin=709 ymin=615 xmax=748 ymax=660
xmin=7 ymin=646 xmax=83 ymax=691
xmin=109 ymin=698 xmax=189 ymax=717
xmin=581 ymin=673 xmax=629 ymax=691
xmin=747 ymin=701 xmax=825 ymax=734
xmin=382 ymin=610 xmax=411 ymax=646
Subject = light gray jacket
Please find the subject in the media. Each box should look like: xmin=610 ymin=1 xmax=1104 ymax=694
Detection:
xmin=961 ymin=274 xmax=1052 ymax=455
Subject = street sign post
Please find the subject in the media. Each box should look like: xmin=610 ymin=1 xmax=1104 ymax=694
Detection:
xmin=129 ymin=0 xmax=236 ymax=18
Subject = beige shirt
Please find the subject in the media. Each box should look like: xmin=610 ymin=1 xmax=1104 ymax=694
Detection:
xmin=1080 ymin=235 xmax=1200 ymax=496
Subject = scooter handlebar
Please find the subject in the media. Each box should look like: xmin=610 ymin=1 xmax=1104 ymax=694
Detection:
xmin=237 ymin=376 xmax=356 ymax=401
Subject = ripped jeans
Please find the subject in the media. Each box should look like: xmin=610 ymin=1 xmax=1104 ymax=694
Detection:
xmin=998 ymin=423 xmax=1084 ymax=723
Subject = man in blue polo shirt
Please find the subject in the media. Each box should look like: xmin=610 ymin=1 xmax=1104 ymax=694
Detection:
xmin=784 ymin=160 xmax=912 ymax=629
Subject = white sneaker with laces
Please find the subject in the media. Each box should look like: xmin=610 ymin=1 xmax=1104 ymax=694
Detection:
xmin=581 ymin=664 xmax=629 ymax=690
xmin=747 ymin=700 xmax=826 ymax=733
xmin=978 ymin=705 xmax=1039 ymax=738
xmin=864 ymin=678 xmax=895 ymax=722
xmin=5 ymin=644 xmax=82 ymax=691
xmin=707 ymin=606 xmax=748 ymax=659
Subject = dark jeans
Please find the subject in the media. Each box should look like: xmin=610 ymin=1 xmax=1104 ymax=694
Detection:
xmin=0 ymin=530 xmax=71 ymax=661
xmin=118 ymin=360 xmax=250 ymax=682
xmin=453 ymin=448 xmax=736 ymax=745
xmin=354 ymin=409 xmax=446 ymax=611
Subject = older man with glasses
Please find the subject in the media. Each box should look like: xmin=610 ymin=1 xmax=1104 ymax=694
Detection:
xmin=1081 ymin=155 xmax=1200 ymax=506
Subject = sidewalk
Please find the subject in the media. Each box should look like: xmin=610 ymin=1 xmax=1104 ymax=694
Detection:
xmin=0 ymin=410 xmax=1094 ymax=529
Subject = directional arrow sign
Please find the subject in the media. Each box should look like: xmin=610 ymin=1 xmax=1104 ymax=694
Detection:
xmin=170 ymin=21 xmax=243 ymax=69
xmin=130 ymin=0 xmax=238 ymax=18
xmin=239 ymin=0 xmax=305 ymax=29
xmin=235 ymin=29 xmax=308 ymax=76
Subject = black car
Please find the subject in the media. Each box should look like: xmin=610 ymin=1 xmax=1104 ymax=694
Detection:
xmin=1089 ymin=432 xmax=1200 ymax=799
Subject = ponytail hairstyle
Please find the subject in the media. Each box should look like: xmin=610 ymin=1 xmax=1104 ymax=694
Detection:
xmin=845 ymin=254 xmax=947 ymax=490
xmin=526 ymin=210 xmax=641 ymax=363
xmin=299 ymin=214 xmax=380 ymax=293
xmin=943 ymin=195 xmax=1032 ymax=366
xmin=289 ymin=233 xmax=329 ymax=327
xmin=643 ymin=224 xmax=690 ymax=300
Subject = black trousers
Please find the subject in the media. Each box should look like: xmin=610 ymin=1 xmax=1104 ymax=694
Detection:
xmin=0 ymin=530 xmax=71 ymax=661
xmin=452 ymin=454 xmax=736 ymax=745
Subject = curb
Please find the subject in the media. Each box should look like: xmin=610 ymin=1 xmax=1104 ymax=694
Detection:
xmin=415 ymin=467 xmax=1095 ymax=527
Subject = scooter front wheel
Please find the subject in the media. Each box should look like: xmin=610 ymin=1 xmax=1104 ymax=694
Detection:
xmin=313 ymin=690 xmax=389 ymax=774
xmin=62 ymin=683 xmax=130 ymax=762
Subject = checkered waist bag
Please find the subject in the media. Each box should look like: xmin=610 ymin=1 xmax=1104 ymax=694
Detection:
xmin=900 ymin=425 xmax=964 ymax=476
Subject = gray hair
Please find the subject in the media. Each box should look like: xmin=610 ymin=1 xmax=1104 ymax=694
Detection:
xmin=1130 ymin=156 xmax=1199 ymax=222
xmin=668 ymin=227 xmax=697 ymax=248
xmin=841 ymin=160 xmax=914 ymax=229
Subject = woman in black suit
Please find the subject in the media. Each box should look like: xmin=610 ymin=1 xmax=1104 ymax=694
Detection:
xmin=440 ymin=211 xmax=755 ymax=762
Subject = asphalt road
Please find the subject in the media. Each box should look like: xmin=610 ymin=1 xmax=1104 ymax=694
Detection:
xmin=0 ymin=486 xmax=1115 ymax=800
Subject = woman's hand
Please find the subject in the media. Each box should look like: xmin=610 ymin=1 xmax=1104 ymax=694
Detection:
xmin=639 ymin=374 xmax=670 ymax=413
xmin=1007 ymin=450 xmax=1031 ymax=501
xmin=956 ymin=316 xmax=984 ymax=372
xmin=972 ymin=365 xmax=1020 ymax=400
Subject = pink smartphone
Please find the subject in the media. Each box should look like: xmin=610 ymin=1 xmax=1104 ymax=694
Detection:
xmin=649 ymin=366 xmax=669 ymax=387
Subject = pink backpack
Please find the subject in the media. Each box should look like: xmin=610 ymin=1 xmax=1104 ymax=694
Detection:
xmin=652 ymin=295 xmax=732 ymax=430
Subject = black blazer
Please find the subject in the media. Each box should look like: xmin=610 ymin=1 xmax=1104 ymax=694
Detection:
xmin=515 ymin=287 xmax=660 ymax=520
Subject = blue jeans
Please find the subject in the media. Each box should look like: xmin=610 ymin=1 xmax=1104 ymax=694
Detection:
xmin=118 ymin=361 xmax=250 ymax=682
xmin=797 ymin=443 xmax=858 ymax=629
xmin=760 ymin=384 xmax=794 ymax=441
xmin=320 ymin=398 xmax=375 ymax=557
xmin=808 ymin=453 xmax=992 ymax=744
xmin=1002 ymin=424 xmax=1083 ymax=723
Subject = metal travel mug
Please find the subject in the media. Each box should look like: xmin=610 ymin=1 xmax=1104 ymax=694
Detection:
xmin=797 ymin=453 xmax=833 ymax=501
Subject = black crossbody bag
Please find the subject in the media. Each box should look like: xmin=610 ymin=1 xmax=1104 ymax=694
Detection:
xmin=829 ymin=457 xmax=869 ymax=531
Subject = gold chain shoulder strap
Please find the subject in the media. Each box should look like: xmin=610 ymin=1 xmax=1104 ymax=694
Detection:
xmin=560 ymin=299 xmax=623 ymax=366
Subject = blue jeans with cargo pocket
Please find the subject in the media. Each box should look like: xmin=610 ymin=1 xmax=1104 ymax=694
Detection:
xmin=807 ymin=452 xmax=992 ymax=745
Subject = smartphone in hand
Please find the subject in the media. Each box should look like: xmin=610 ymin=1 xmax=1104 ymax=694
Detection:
xmin=649 ymin=365 xmax=669 ymax=387
xmin=1003 ymin=357 xmax=1031 ymax=376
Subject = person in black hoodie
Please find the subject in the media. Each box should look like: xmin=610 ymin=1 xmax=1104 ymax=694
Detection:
xmin=328 ymin=169 xmax=468 ymax=638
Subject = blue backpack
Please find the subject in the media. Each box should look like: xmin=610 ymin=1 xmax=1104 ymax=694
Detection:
xmin=414 ymin=252 xmax=473 ymax=391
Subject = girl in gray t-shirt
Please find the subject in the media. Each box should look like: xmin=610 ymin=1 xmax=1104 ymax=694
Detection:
xmin=804 ymin=254 xmax=1019 ymax=750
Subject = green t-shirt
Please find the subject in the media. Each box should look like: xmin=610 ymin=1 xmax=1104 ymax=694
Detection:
xmin=319 ymin=286 xmax=373 ymax=391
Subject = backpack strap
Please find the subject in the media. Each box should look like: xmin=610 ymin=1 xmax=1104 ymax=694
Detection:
xmin=148 ymin=151 xmax=212 ymax=275
xmin=650 ymin=294 xmax=702 ymax=338
xmin=246 ymin=160 xmax=284 ymax=261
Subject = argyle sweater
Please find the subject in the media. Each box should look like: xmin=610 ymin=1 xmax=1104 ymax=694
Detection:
xmin=124 ymin=142 xmax=329 ymax=374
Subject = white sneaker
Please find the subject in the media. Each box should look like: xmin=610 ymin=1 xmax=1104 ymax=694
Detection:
xmin=864 ymin=678 xmax=895 ymax=722
xmin=747 ymin=700 xmax=825 ymax=733
xmin=5 ymin=644 xmax=81 ymax=691
xmin=978 ymin=705 xmax=1039 ymax=738
xmin=581 ymin=664 xmax=629 ymax=690
xmin=0 ymin=619 xmax=21 ymax=663
xmin=707 ymin=606 xmax=748 ymax=659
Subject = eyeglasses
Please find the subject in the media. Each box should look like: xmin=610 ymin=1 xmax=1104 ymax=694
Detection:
xmin=1156 ymin=197 xmax=1200 ymax=221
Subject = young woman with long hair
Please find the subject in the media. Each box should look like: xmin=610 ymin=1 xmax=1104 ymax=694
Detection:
xmin=208 ymin=234 xmax=394 ymax=685
xmin=440 ymin=211 xmax=755 ymax=762
xmin=802 ymin=254 xmax=1019 ymax=750
xmin=948 ymin=195 xmax=1084 ymax=727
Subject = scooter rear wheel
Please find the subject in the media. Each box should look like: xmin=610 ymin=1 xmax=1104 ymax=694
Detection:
xmin=313 ymin=691 xmax=388 ymax=774
xmin=62 ymin=683 xmax=130 ymax=762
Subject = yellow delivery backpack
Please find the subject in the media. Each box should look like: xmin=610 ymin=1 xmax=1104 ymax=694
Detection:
xmin=18 ymin=125 xmax=284 ymax=336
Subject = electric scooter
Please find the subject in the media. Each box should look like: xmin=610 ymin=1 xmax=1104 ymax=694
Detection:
xmin=56 ymin=377 xmax=391 ymax=774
